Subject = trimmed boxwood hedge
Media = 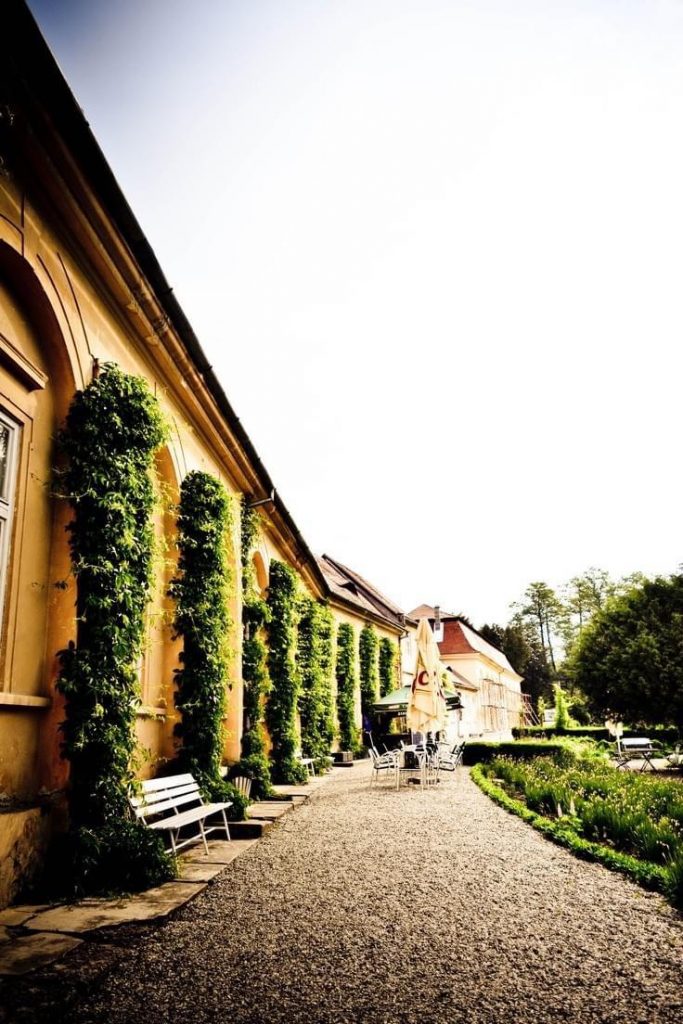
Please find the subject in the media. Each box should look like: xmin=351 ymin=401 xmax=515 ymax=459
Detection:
xmin=462 ymin=741 xmax=569 ymax=765
xmin=471 ymin=765 xmax=671 ymax=897
xmin=513 ymin=726 xmax=681 ymax=744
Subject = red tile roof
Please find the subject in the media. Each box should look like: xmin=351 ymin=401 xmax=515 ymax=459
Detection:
xmin=408 ymin=603 xmax=520 ymax=677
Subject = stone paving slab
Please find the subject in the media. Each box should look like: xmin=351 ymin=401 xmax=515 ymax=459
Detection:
xmin=270 ymin=785 xmax=311 ymax=799
xmin=22 ymin=881 xmax=206 ymax=934
xmin=0 ymin=931 xmax=83 ymax=976
xmin=176 ymin=861 xmax=227 ymax=883
xmin=0 ymin=905 xmax=49 ymax=927
xmin=246 ymin=801 xmax=293 ymax=821
xmin=183 ymin=839 xmax=258 ymax=866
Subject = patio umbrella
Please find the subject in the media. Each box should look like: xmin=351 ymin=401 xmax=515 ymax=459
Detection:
xmin=406 ymin=618 xmax=448 ymax=737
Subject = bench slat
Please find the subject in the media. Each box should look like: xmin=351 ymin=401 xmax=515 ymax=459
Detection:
xmin=131 ymin=781 xmax=201 ymax=809
xmin=139 ymin=773 xmax=196 ymax=793
xmin=146 ymin=801 xmax=232 ymax=831
xmin=134 ymin=791 xmax=207 ymax=819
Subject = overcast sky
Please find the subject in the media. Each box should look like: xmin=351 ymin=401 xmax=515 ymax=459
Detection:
xmin=28 ymin=0 xmax=683 ymax=625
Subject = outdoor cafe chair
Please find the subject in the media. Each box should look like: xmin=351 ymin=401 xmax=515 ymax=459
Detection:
xmin=369 ymin=747 xmax=398 ymax=787
xmin=437 ymin=739 xmax=465 ymax=774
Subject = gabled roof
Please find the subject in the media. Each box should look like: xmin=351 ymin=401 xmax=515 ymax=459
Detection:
xmin=409 ymin=603 xmax=521 ymax=679
xmin=318 ymin=555 xmax=414 ymax=632
xmin=441 ymin=619 xmax=520 ymax=678
xmin=445 ymin=666 xmax=479 ymax=692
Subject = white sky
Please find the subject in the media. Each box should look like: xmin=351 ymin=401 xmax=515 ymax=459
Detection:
xmin=29 ymin=0 xmax=683 ymax=624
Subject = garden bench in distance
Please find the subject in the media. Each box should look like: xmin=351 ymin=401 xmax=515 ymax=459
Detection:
xmin=130 ymin=773 xmax=232 ymax=855
xmin=614 ymin=737 xmax=656 ymax=771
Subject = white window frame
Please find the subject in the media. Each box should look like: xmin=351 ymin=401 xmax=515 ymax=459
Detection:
xmin=0 ymin=409 xmax=20 ymax=637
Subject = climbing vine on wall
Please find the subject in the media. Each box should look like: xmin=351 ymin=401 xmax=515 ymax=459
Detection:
xmin=359 ymin=623 xmax=379 ymax=718
xmin=169 ymin=472 xmax=248 ymax=820
xmin=336 ymin=622 xmax=360 ymax=752
xmin=56 ymin=364 xmax=175 ymax=894
xmin=379 ymin=637 xmax=399 ymax=697
xmin=297 ymin=597 xmax=336 ymax=772
xmin=265 ymin=559 xmax=308 ymax=784
xmin=232 ymin=495 xmax=274 ymax=799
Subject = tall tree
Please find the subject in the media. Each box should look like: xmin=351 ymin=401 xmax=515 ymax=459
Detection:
xmin=563 ymin=568 xmax=615 ymax=648
xmin=513 ymin=581 xmax=564 ymax=672
xmin=568 ymin=574 xmax=683 ymax=731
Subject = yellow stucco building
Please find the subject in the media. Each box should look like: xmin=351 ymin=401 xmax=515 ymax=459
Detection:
xmin=0 ymin=4 xmax=415 ymax=907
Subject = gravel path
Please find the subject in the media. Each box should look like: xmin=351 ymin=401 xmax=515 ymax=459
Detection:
xmin=4 ymin=765 xmax=683 ymax=1024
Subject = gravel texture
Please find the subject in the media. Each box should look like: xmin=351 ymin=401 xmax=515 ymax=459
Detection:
xmin=3 ymin=764 xmax=682 ymax=1024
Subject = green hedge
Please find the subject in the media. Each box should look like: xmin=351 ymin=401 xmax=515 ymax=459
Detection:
xmin=463 ymin=741 xmax=569 ymax=765
xmin=513 ymin=726 xmax=681 ymax=744
xmin=471 ymin=765 xmax=671 ymax=896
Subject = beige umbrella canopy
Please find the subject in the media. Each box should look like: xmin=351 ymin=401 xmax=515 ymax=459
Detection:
xmin=406 ymin=618 xmax=448 ymax=737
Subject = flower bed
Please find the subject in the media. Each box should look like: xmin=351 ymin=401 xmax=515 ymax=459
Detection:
xmin=473 ymin=755 xmax=683 ymax=908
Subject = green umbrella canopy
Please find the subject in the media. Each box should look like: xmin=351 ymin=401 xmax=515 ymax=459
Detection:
xmin=373 ymin=685 xmax=462 ymax=713
xmin=373 ymin=686 xmax=412 ymax=712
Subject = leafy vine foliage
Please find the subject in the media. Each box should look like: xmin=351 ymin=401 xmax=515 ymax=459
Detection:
xmin=336 ymin=622 xmax=360 ymax=752
xmin=265 ymin=560 xmax=308 ymax=783
xmin=379 ymin=637 xmax=398 ymax=697
xmin=297 ymin=597 xmax=336 ymax=772
xmin=56 ymin=364 xmax=174 ymax=894
xmin=169 ymin=472 xmax=248 ymax=819
xmin=232 ymin=496 xmax=274 ymax=799
xmin=359 ymin=623 xmax=379 ymax=718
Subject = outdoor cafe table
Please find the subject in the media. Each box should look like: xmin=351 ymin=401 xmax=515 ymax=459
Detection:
xmin=614 ymin=737 xmax=657 ymax=771
xmin=395 ymin=746 xmax=438 ymax=790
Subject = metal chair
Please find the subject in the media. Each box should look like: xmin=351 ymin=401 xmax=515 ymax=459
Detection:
xmin=369 ymin=746 xmax=399 ymax=787
xmin=437 ymin=739 xmax=465 ymax=774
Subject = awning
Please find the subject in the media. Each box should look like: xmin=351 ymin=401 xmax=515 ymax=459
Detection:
xmin=373 ymin=685 xmax=462 ymax=713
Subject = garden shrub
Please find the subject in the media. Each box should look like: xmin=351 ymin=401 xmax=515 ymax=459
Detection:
xmin=473 ymin=754 xmax=683 ymax=907
xmin=462 ymin=741 xmax=571 ymax=766
xmin=266 ymin=560 xmax=308 ymax=784
xmin=378 ymin=637 xmax=398 ymax=697
xmin=472 ymin=765 xmax=670 ymax=896
xmin=297 ymin=596 xmax=336 ymax=773
xmin=233 ymin=496 xmax=274 ymax=799
xmin=514 ymin=725 xmax=682 ymax=744
xmin=359 ymin=623 xmax=379 ymax=718
xmin=336 ymin=622 xmax=361 ymax=753
xmin=169 ymin=471 xmax=246 ymax=819
xmin=56 ymin=365 xmax=175 ymax=894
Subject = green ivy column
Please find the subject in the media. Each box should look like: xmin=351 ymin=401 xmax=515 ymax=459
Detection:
xmin=297 ymin=597 xmax=336 ymax=772
xmin=169 ymin=472 xmax=248 ymax=818
xmin=359 ymin=623 xmax=379 ymax=718
xmin=336 ymin=622 xmax=360 ymax=752
xmin=57 ymin=364 xmax=174 ymax=895
xmin=235 ymin=495 xmax=274 ymax=799
xmin=379 ymin=637 xmax=399 ymax=697
xmin=266 ymin=560 xmax=308 ymax=783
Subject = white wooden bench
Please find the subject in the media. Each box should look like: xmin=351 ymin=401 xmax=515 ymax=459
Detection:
xmin=130 ymin=773 xmax=232 ymax=856
xmin=614 ymin=737 xmax=656 ymax=771
xmin=295 ymin=748 xmax=315 ymax=778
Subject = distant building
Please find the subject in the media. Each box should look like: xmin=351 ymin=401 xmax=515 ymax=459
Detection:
xmin=407 ymin=605 xmax=524 ymax=738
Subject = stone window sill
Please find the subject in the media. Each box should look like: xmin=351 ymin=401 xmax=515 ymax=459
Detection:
xmin=0 ymin=692 xmax=52 ymax=710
